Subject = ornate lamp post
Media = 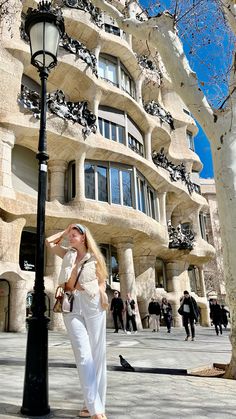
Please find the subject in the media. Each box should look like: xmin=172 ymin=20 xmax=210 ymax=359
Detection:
xmin=21 ymin=2 xmax=64 ymax=416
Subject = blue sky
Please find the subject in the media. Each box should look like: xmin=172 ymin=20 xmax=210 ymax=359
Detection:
xmin=139 ymin=0 xmax=233 ymax=179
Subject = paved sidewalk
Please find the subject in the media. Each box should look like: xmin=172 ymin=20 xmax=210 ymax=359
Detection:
xmin=0 ymin=326 xmax=235 ymax=419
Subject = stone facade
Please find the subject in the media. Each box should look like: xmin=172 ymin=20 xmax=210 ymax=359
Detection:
xmin=0 ymin=0 xmax=215 ymax=332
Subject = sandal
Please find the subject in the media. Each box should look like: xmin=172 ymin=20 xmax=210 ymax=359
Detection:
xmin=79 ymin=408 xmax=90 ymax=418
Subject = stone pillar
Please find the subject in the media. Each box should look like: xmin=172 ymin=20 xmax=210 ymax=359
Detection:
xmin=48 ymin=160 xmax=67 ymax=202
xmin=114 ymin=238 xmax=142 ymax=329
xmin=144 ymin=129 xmax=152 ymax=162
xmin=165 ymin=261 xmax=190 ymax=326
xmin=157 ymin=192 xmax=167 ymax=226
xmin=9 ymin=278 xmax=27 ymax=332
xmin=45 ymin=229 xmax=65 ymax=331
xmin=0 ymin=217 xmax=26 ymax=264
xmin=136 ymin=75 xmax=144 ymax=106
xmin=0 ymin=128 xmax=15 ymax=198
xmin=134 ymin=255 xmax=156 ymax=328
xmin=74 ymin=151 xmax=86 ymax=201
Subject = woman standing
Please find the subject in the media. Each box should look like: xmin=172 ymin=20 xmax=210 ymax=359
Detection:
xmin=46 ymin=223 xmax=108 ymax=419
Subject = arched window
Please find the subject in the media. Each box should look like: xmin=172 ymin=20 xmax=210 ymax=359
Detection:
xmin=84 ymin=160 xmax=158 ymax=220
xmin=98 ymin=106 xmax=144 ymax=156
xmin=98 ymin=53 xmax=136 ymax=98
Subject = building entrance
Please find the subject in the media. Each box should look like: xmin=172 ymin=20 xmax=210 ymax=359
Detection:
xmin=0 ymin=279 xmax=10 ymax=331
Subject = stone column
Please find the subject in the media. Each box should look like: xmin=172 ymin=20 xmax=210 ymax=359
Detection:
xmin=45 ymin=229 xmax=65 ymax=331
xmin=134 ymin=255 xmax=156 ymax=329
xmin=114 ymin=238 xmax=142 ymax=329
xmin=136 ymin=75 xmax=144 ymax=106
xmin=0 ymin=128 xmax=15 ymax=198
xmin=157 ymin=192 xmax=167 ymax=226
xmin=48 ymin=160 xmax=67 ymax=202
xmin=9 ymin=278 xmax=27 ymax=332
xmin=144 ymin=129 xmax=152 ymax=162
xmin=74 ymin=151 xmax=86 ymax=201
xmin=165 ymin=261 xmax=190 ymax=326
xmin=0 ymin=217 xmax=26 ymax=265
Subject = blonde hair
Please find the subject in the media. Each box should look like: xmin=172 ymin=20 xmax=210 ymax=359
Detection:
xmin=83 ymin=227 xmax=108 ymax=285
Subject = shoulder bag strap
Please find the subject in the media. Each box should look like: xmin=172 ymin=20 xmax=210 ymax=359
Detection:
xmin=73 ymin=260 xmax=88 ymax=289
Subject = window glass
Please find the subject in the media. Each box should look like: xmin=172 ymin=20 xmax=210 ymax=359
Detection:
xmin=98 ymin=117 xmax=103 ymax=135
xmin=104 ymin=120 xmax=110 ymax=139
xmin=187 ymin=131 xmax=195 ymax=151
xmin=149 ymin=189 xmax=155 ymax=219
xmin=118 ymin=126 xmax=125 ymax=144
xmin=111 ymin=123 xmax=117 ymax=141
xmin=85 ymin=163 xmax=95 ymax=199
xmin=98 ymin=59 xmax=106 ymax=79
xmin=107 ymin=62 xmax=117 ymax=85
xmin=97 ymin=166 xmax=108 ymax=202
xmin=122 ymin=170 xmax=132 ymax=206
xmin=111 ymin=167 xmax=120 ymax=204
xmin=155 ymin=258 xmax=166 ymax=288
xmin=111 ymin=251 xmax=119 ymax=282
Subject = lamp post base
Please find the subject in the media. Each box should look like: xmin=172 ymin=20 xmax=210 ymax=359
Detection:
xmin=21 ymin=314 xmax=50 ymax=416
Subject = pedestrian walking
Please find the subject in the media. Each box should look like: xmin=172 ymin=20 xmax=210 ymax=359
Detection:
xmin=210 ymin=299 xmax=223 ymax=335
xmin=125 ymin=293 xmax=137 ymax=334
xmin=161 ymin=297 xmax=172 ymax=333
xmin=221 ymin=305 xmax=230 ymax=329
xmin=178 ymin=290 xmax=199 ymax=341
xmin=46 ymin=223 xmax=108 ymax=419
xmin=148 ymin=298 xmax=161 ymax=332
xmin=110 ymin=291 xmax=125 ymax=333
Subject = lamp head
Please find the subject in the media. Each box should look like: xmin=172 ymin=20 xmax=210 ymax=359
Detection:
xmin=25 ymin=1 xmax=65 ymax=71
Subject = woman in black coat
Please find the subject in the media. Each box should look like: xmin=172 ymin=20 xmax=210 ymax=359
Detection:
xmin=210 ymin=299 xmax=223 ymax=335
xmin=178 ymin=290 xmax=199 ymax=341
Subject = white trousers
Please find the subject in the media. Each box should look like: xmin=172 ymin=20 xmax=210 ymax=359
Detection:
xmin=63 ymin=291 xmax=106 ymax=416
xmin=150 ymin=314 xmax=160 ymax=331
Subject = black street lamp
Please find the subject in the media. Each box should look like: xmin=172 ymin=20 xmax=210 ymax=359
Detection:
xmin=21 ymin=2 xmax=64 ymax=416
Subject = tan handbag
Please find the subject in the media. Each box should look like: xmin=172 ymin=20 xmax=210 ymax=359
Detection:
xmin=53 ymin=262 xmax=86 ymax=313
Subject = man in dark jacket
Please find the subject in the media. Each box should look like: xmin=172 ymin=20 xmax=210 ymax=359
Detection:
xmin=178 ymin=290 xmax=199 ymax=341
xmin=210 ymin=299 xmax=223 ymax=335
xmin=148 ymin=298 xmax=161 ymax=332
xmin=110 ymin=291 xmax=125 ymax=333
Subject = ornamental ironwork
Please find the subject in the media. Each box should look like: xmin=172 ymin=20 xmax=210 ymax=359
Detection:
xmin=59 ymin=33 xmax=98 ymax=76
xmin=152 ymin=148 xmax=197 ymax=195
xmin=20 ymin=17 xmax=98 ymax=76
xmin=138 ymin=55 xmax=156 ymax=71
xmin=144 ymin=100 xmax=174 ymax=130
xmin=18 ymin=85 xmax=97 ymax=137
xmin=62 ymin=0 xmax=103 ymax=27
xmin=168 ymin=222 xmax=195 ymax=250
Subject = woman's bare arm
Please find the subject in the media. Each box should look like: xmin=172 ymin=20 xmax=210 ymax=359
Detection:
xmin=45 ymin=225 xmax=72 ymax=258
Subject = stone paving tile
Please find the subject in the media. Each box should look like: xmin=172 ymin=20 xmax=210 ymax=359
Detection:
xmin=0 ymin=328 xmax=236 ymax=418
